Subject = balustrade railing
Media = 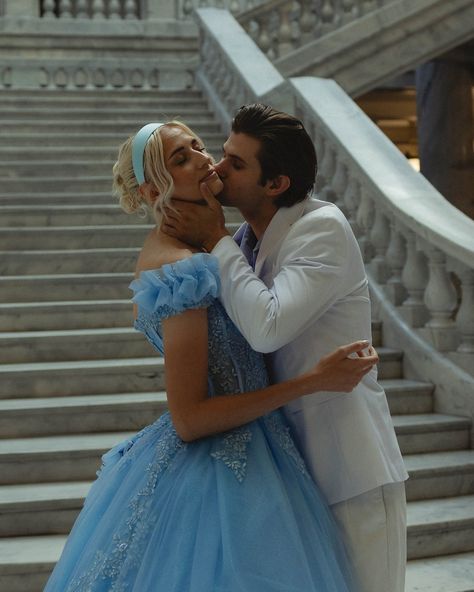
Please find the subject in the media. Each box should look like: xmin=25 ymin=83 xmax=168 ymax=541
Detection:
xmin=237 ymin=0 xmax=394 ymax=59
xmin=179 ymin=0 xmax=265 ymax=20
xmin=40 ymin=0 xmax=142 ymax=19
xmin=196 ymin=7 xmax=474 ymax=383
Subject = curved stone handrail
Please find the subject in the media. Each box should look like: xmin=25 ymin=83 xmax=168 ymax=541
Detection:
xmin=196 ymin=6 xmax=474 ymax=421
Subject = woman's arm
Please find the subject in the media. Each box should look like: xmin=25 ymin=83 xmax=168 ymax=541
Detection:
xmin=162 ymin=308 xmax=377 ymax=442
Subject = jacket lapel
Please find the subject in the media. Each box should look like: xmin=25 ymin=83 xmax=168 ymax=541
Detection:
xmin=254 ymin=200 xmax=306 ymax=276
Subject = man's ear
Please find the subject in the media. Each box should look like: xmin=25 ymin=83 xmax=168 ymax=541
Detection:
xmin=266 ymin=175 xmax=290 ymax=197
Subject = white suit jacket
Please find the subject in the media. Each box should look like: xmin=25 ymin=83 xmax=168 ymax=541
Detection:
xmin=212 ymin=197 xmax=408 ymax=504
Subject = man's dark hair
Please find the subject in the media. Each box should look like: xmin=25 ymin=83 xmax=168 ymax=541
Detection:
xmin=231 ymin=103 xmax=317 ymax=208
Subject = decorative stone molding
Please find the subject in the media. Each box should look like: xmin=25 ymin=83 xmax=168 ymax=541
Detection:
xmin=0 ymin=59 xmax=195 ymax=90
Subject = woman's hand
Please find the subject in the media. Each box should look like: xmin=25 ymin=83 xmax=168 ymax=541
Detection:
xmin=307 ymin=341 xmax=379 ymax=393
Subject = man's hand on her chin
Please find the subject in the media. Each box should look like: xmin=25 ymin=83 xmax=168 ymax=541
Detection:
xmin=161 ymin=182 xmax=229 ymax=252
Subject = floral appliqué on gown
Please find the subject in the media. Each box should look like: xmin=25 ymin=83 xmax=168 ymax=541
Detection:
xmin=44 ymin=253 xmax=355 ymax=592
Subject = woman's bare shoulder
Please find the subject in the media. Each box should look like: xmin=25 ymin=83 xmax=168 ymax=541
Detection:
xmin=135 ymin=231 xmax=199 ymax=277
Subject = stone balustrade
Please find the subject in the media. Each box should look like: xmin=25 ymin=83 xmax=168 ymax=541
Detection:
xmin=237 ymin=0 xmax=394 ymax=60
xmin=0 ymin=0 xmax=265 ymax=20
xmin=291 ymin=77 xmax=474 ymax=364
xmin=196 ymin=7 xmax=474 ymax=416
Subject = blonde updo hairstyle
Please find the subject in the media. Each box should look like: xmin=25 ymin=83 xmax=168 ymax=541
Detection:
xmin=112 ymin=121 xmax=202 ymax=221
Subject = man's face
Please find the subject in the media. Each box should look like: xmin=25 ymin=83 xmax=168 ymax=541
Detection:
xmin=213 ymin=132 xmax=267 ymax=212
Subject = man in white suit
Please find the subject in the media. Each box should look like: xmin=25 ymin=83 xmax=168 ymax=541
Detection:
xmin=163 ymin=104 xmax=408 ymax=592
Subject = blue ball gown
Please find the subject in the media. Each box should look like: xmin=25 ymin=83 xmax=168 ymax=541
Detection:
xmin=44 ymin=253 xmax=356 ymax=592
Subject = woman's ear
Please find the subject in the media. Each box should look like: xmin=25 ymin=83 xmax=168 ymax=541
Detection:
xmin=139 ymin=183 xmax=160 ymax=207
xmin=266 ymin=175 xmax=290 ymax=197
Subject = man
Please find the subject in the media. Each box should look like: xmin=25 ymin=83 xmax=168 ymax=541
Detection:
xmin=163 ymin=104 xmax=408 ymax=592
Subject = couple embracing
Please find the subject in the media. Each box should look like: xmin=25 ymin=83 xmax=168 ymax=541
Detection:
xmin=44 ymin=104 xmax=408 ymax=592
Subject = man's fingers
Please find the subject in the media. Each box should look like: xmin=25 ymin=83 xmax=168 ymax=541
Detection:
xmin=200 ymin=182 xmax=220 ymax=208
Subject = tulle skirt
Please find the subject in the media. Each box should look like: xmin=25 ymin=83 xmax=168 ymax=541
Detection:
xmin=44 ymin=410 xmax=356 ymax=592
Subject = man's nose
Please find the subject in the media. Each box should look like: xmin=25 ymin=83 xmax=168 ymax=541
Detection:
xmin=214 ymin=159 xmax=226 ymax=177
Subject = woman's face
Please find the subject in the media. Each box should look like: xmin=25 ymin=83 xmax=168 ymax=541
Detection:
xmin=161 ymin=125 xmax=223 ymax=201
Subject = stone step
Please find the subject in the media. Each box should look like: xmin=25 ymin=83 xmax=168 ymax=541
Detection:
xmin=405 ymin=450 xmax=474 ymax=502
xmin=393 ymin=414 xmax=471 ymax=455
xmin=0 ymin=392 xmax=168 ymax=438
xmin=383 ymin=378 xmax=434 ymax=415
xmin=0 ymin=357 xmax=165 ymax=399
xmin=0 ymin=300 xmax=132 ymax=331
xmin=0 ymin=247 xmax=139 ymax=274
xmin=407 ymin=495 xmax=474 ymax=559
xmin=406 ymin=551 xmax=474 ymax=592
xmin=0 ymin=327 xmax=157 ymax=363
xmin=0 ymin=272 xmax=132 ymax=303
xmin=6 ymin=536 xmax=474 ymax=592
xmin=0 ymin=95 xmax=206 ymax=109
xmin=0 ymin=204 xmax=145 ymax=226
xmin=0 ymin=142 xmax=224 ymax=162
xmin=0 ymin=350 xmax=399 ymax=400
xmin=0 ymin=534 xmax=64 ymax=592
xmin=0 ymin=482 xmax=91 ymax=537
xmin=0 ymin=222 xmax=241 ymax=250
xmin=0 ymin=431 xmax=137 ymax=484
xmin=0 ymin=225 xmax=151 ymax=249
xmin=0 ymin=88 xmax=203 ymax=99
xmin=0 ymin=191 xmax=116 ymax=206
xmin=0 ymin=107 xmax=216 ymax=122
xmin=0 ymin=161 xmax=132 ymax=178
xmin=0 ymin=175 xmax=123 ymax=193
xmin=0 ymin=119 xmax=222 ymax=135
xmin=0 ymin=131 xmax=225 ymax=148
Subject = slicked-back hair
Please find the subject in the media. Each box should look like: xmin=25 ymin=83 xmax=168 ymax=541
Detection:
xmin=231 ymin=104 xmax=317 ymax=208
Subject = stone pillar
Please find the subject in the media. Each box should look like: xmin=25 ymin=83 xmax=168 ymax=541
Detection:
xmin=145 ymin=0 xmax=176 ymax=19
xmin=416 ymin=44 xmax=474 ymax=218
xmin=3 ymin=0 xmax=40 ymax=16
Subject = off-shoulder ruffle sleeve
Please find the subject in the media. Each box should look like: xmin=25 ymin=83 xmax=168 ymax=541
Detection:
xmin=129 ymin=253 xmax=220 ymax=320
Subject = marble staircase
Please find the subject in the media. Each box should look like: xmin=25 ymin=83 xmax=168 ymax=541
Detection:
xmin=0 ymin=88 xmax=473 ymax=592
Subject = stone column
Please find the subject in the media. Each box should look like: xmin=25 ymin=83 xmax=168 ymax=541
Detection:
xmin=416 ymin=44 xmax=474 ymax=218
xmin=3 ymin=0 xmax=40 ymax=16
xmin=145 ymin=0 xmax=176 ymax=19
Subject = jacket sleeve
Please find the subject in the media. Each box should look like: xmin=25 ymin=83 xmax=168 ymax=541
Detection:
xmin=212 ymin=210 xmax=350 ymax=353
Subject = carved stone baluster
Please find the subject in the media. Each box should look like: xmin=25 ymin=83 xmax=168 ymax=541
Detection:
xmin=331 ymin=159 xmax=348 ymax=212
xmin=59 ymin=0 xmax=73 ymax=18
xmin=319 ymin=148 xmax=337 ymax=203
xmin=355 ymin=191 xmax=374 ymax=262
xmin=256 ymin=15 xmax=273 ymax=58
xmin=276 ymin=3 xmax=293 ymax=57
xmin=300 ymin=0 xmax=317 ymax=42
xmin=456 ymin=269 xmax=474 ymax=353
xmin=314 ymin=134 xmax=326 ymax=192
xmin=423 ymin=247 xmax=458 ymax=351
xmin=343 ymin=175 xmax=361 ymax=236
xmin=230 ymin=0 xmax=241 ymax=14
xmin=385 ymin=221 xmax=407 ymax=304
xmin=320 ymin=0 xmax=335 ymax=31
xmin=91 ymin=0 xmax=106 ymax=19
xmin=124 ymin=0 xmax=137 ymax=19
xmin=360 ymin=0 xmax=377 ymax=15
xmin=76 ymin=0 xmax=88 ymax=18
xmin=369 ymin=209 xmax=390 ymax=283
xmin=400 ymin=231 xmax=429 ymax=327
xmin=182 ymin=0 xmax=194 ymax=18
xmin=341 ymin=0 xmax=355 ymax=23
xmin=43 ymin=0 xmax=56 ymax=18
xmin=109 ymin=0 xmax=121 ymax=19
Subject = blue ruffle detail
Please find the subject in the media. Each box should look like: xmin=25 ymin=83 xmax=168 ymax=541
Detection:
xmin=129 ymin=253 xmax=220 ymax=316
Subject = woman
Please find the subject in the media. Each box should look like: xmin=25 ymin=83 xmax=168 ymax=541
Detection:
xmin=44 ymin=121 xmax=377 ymax=592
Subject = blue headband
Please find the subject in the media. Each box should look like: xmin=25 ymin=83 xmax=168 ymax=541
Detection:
xmin=132 ymin=122 xmax=164 ymax=185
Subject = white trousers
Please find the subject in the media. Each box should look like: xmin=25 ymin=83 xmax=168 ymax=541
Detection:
xmin=331 ymin=482 xmax=407 ymax=592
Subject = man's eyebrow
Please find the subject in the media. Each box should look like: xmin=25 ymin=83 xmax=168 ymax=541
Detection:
xmin=222 ymin=145 xmax=248 ymax=165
